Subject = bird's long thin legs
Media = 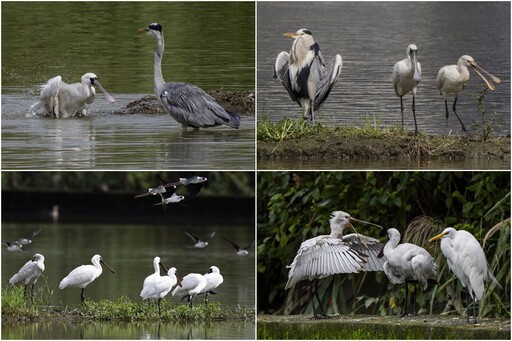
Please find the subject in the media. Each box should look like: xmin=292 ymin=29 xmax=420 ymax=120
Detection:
xmin=400 ymin=96 xmax=405 ymax=128
xmin=401 ymin=282 xmax=409 ymax=317
xmin=451 ymin=97 xmax=468 ymax=132
xmin=80 ymin=288 xmax=85 ymax=303
xmin=311 ymin=280 xmax=330 ymax=319
xmin=444 ymin=100 xmax=450 ymax=134
xmin=205 ymin=292 xmax=209 ymax=308
xmin=412 ymin=96 xmax=418 ymax=134
xmin=157 ymin=298 xmax=162 ymax=317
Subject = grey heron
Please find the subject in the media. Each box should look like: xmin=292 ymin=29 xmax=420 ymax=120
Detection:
xmin=59 ymin=254 xmax=115 ymax=303
xmin=380 ymin=228 xmax=437 ymax=316
xmin=274 ymin=28 xmax=342 ymax=124
xmin=392 ymin=44 xmax=421 ymax=134
xmin=436 ymin=55 xmax=500 ymax=133
xmin=430 ymin=227 xmax=500 ymax=323
xmin=37 ymin=73 xmax=115 ymax=118
xmin=184 ymin=231 xmax=216 ymax=248
xmin=285 ymin=210 xmax=384 ymax=318
xmin=172 ymin=272 xmax=207 ymax=307
xmin=9 ymin=253 xmax=45 ymax=299
xmin=140 ymin=23 xmax=241 ymax=129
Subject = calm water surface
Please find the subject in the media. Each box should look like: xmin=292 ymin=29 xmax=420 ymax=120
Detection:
xmin=1 ymin=2 xmax=255 ymax=170
xmin=1 ymin=222 xmax=255 ymax=339
xmin=258 ymin=2 xmax=510 ymax=135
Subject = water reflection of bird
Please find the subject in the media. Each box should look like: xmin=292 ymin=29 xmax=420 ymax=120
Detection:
xmin=35 ymin=73 xmax=115 ymax=118
xmin=184 ymin=231 xmax=215 ymax=248
xmin=9 ymin=253 xmax=45 ymax=299
xmin=274 ymin=28 xmax=342 ymax=124
xmin=140 ymin=23 xmax=240 ymax=129
xmin=59 ymin=254 xmax=115 ymax=303
xmin=436 ymin=55 xmax=500 ymax=133
xmin=392 ymin=44 xmax=421 ymax=134
xmin=222 ymin=236 xmax=253 ymax=256
xmin=201 ymin=266 xmax=224 ymax=307
xmin=172 ymin=272 xmax=207 ymax=307
xmin=380 ymin=228 xmax=437 ymax=316
xmin=430 ymin=227 xmax=500 ymax=324
xmin=285 ymin=211 xmax=384 ymax=318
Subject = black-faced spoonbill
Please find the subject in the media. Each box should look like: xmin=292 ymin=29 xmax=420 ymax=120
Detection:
xmin=9 ymin=253 xmax=45 ymax=299
xmin=201 ymin=266 xmax=224 ymax=307
xmin=436 ymin=55 xmax=500 ymax=133
xmin=37 ymin=73 xmax=115 ymax=118
xmin=430 ymin=227 xmax=500 ymax=323
xmin=140 ymin=23 xmax=240 ymax=129
xmin=59 ymin=254 xmax=115 ymax=303
xmin=285 ymin=211 xmax=385 ymax=318
xmin=392 ymin=44 xmax=421 ymax=134
xmin=380 ymin=228 xmax=437 ymax=316
xmin=274 ymin=28 xmax=342 ymax=124
xmin=172 ymin=272 xmax=207 ymax=307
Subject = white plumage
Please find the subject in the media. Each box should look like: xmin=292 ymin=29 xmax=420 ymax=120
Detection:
xmin=9 ymin=253 xmax=45 ymax=297
xmin=201 ymin=266 xmax=224 ymax=307
xmin=172 ymin=272 xmax=207 ymax=307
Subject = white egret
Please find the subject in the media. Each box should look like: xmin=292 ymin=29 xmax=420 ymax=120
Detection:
xmin=285 ymin=211 xmax=384 ymax=318
xmin=59 ymin=254 xmax=115 ymax=302
xmin=140 ymin=23 xmax=240 ymax=129
xmin=381 ymin=228 xmax=437 ymax=316
xmin=430 ymin=227 xmax=500 ymax=323
xmin=436 ymin=55 xmax=500 ymax=133
xmin=36 ymin=73 xmax=115 ymax=118
xmin=184 ymin=231 xmax=215 ymax=248
xmin=274 ymin=28 xmax=342 ymax=124
xmin=172 ymin=272 xmax=207 ymax=307
xmin=9 ymin=253 xmax=45 ymax=299
xmin=392 ymin=44 xmax=421 ymax=134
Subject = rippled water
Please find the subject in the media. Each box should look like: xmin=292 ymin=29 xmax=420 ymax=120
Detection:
xmin=257 ymin=2 xmax=510 ymax=136
xmin=1 ymin=2 xmax=255 ymax=170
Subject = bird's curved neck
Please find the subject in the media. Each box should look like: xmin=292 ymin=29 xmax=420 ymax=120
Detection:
xmin=383 ymin=234 xmax=400 ymax=255
xmin=329 ymin=222 xmax=345 ymax=238
xmin=154 ymin=34 xmax=166 ymax=92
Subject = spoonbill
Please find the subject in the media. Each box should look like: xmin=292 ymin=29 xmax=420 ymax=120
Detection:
xmin=36 ymin=73 xmax=115 ymax=118
xmin=430 ymin=227 xmax=500 ymax=323
xmin=59 ymin=254 xmax=115 ymax=303
xmin=274 ymin=28 xmax=342 ymax=124
xmin=140 ymin=258 xmax=182 ymax=316
xmin=285 ymin=211 xmax=385 ymax=318
xmin=9 ymin=253 xmax=45 ymax=299
xmin=222 ymin=236 xmax=254 ymax=256
xmin=392 ymin=44 xmax=421 ymax=134
xmin=380 ymin=228 xmax=437 ymax=316
xmin=436 ymin=55 xmax=500 ymax=133
xmin=140 ymin=23 xmax=240 ymax=129
xmin=172 ymin=272 xmax=207 ymax=307
xmin=201 ymin=266 xmax=224 ymax=307
xmin=184 ymin=231 xmax=215 ymax=248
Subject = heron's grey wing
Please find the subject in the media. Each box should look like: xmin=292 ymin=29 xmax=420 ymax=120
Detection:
xmin=160 ymin=83 xmax=240 ymax=128
xmin=285 ymin=235 xmax=365 ymax=290
xmin=342 ymin=233 xmax=385 ymax=271
xmin=274 ymin=52 xmax=298 ymax=103
xmin=312 ymin=54 xmax=342 ymax=110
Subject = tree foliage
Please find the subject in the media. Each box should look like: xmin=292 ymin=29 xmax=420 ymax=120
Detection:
xmin=257 ymin=171 xmax=510 ymax=318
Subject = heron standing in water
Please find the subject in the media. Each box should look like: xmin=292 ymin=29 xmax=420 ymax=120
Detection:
xmin=140 ymin=23 xmax=241 ymax=130
xmin=274 ymin=28 xmax=342 ymax=124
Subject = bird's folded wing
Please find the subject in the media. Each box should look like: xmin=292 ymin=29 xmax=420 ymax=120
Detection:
xmin=274 ymin=52 xmax=298 ymax=103
xmin=313 ymin=55 xmax=342 ymax=110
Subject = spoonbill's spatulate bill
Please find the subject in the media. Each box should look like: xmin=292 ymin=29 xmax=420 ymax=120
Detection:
xmin=381 ymin=228 xmax=437 ymax=316
xmin=59 ymin=254 xmax=115 ymax=302
xmin=9 ymin=253 xmax=45 ymax=299
xmin=430 ymin=227 xmax=500 ymax=324
xmin=37 ymin=73 xmax=115 ymax=118
xmin=392 ymin=44 xmax=421 ymax=134
xmin=140 ymin=23 xmax=241 ymax=129
xmin=285 ymin=211 xmax=384 ymax=318
xmin=436 ymin=55 xmax=500 ymax=133
xmin=274 ymin=28 xmax=342 ymax=124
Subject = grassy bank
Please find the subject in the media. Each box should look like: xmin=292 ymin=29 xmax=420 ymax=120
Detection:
xmin=1 ymin=286 xmax=254 ymax=323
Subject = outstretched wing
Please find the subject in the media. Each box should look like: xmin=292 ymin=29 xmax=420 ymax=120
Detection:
xmin=342 ymin=233 xmax=385 ymax=271
xmin=312 ymin=54 xmax=342 ymax=110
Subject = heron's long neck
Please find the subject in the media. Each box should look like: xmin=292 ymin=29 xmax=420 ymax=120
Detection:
xmin=154 ymin=35 xmax=166 ymax=92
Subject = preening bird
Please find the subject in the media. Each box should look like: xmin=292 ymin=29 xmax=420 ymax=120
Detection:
xmin=35 ymin=73 xmax=115 ymax=118
xmin=436 ymin=55 xmax=500 ymax=133
xmin=201 ymin=266 xmax=224 ymax=307
xmin=274 ymin=28 xmax=342 ymax=124
xmin=9 ymin=253 xmax=45 ymax=299
xmin=59 ymin=254 xmax=115 ymax=302
xmin=392 ymin=44 xmax=421 ymax=134
xmin=430 ymin=227 xmax=500 ymax=323
xmin=285 ymin=210 xmax=384 ymax=318
xmin=140 ymin=23 xmax=241 ymax=129
xmin=172 ymin=272 xmax=207 ymax=307
xmin=380 ymin=228 xmax=437 ymax=316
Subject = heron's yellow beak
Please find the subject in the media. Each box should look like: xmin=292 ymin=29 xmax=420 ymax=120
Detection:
xmin=283 ymin=32 xmax=299 ymax=38
xmin=429 ymin=231 xmax=447 ymax=242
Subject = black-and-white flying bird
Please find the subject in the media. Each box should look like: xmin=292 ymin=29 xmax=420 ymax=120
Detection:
xmin=3 ymin=241 xmax=26 ymax=252
xmin=154 ymin=186 xmax=185 ymax=207
xmin=15 ymin=228 xmax=42 ymax=246
xmin=164 ymin=175 xmax=208 ymax=198
xmin=135 ymin=175 xmax=170 ymax=198
xmin=274 ymin=28 xmax=342 ymax=124
xmin=222 ymin=237 xmax=254 ymax=256
xmin=184 ymin=231 xmax=216 ymax=248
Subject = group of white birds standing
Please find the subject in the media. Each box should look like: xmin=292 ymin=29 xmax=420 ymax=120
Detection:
xmin=8 ymin=253 xmax=223 ymax=317
xmin=285 ymin=210 xmax=500 ymax=323
xmin=275 ymin=29 xmax=501 ymax=134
